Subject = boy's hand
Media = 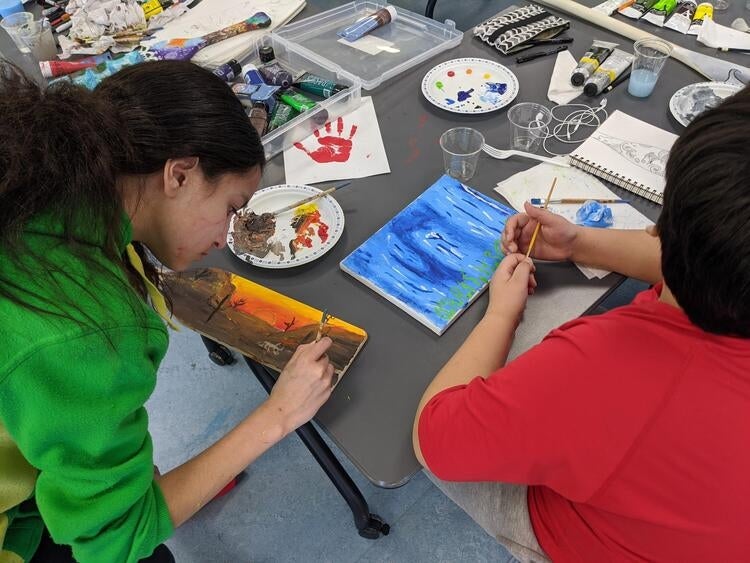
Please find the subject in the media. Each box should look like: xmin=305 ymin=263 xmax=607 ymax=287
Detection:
xmin=487 ymin=253 xmax=536 ymax=324
xmin=502 ymin=201 xmax=578 ymax=261
xmin=267 ymin=338 xmax=335 ymax=434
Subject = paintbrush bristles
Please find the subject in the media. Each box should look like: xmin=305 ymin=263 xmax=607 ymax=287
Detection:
xmin=525 ymin=177 xmax=557 ymax=259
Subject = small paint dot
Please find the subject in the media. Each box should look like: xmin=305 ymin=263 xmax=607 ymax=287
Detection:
xmin=483 ymin=73 xmax=491 ymax=79
xmin=466 ymin=68 xmax=473 ymax=75
xmin=447 ymin=70 xmax=455 ymax=77
xmin=436 ymin=81 xmax=444 ymax=90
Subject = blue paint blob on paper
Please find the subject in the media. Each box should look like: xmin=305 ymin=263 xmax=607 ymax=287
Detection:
xmin=485 ymin=82 xmax=507 ymax=94
xmin=575 ymin=200 xmax=614 ymax=228
xmin=456 ymin=88 xmax=474 ymax=102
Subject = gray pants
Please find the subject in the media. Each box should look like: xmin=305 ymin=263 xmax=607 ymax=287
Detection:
xmin=426 ymin=472 xmax=550 ymax=563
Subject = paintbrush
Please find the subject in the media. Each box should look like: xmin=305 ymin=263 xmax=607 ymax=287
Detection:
xmin=315 ymin=309 xmax=331 ymax=342
xmin=269 ymin=181 xmax=352 ymax=217
xmin=526 ymin=177 xmax=557 ymax=259
xmin=531 ymin=197 xmax=626 ymax=205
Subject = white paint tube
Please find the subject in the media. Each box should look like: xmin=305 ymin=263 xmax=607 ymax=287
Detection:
xmin=665 ymin=0 xmax=697 ymax=33
xmin=571 ymin=40 xmax=619 ymax=86
xmin=583 ymin=49 xmax=634 ymax=95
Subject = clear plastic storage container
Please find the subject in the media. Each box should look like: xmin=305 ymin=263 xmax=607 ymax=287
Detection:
xmin=246 ymin=1 xmax=462 ymax=159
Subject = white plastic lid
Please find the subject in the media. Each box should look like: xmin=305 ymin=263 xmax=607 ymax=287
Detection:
xmin=384 ymin=5 xmax=398 ymax=22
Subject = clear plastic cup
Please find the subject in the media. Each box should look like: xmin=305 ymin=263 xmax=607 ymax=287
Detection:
xmin=18 ymin=18 xmax=56 ymax=60
xmin=507 ymin=102 xmax=552 ymax=154
xmin=0 ymin=11 xmax=33 ymax=54
xmin=439 ymin=127 xmax=484 ymax=182
xmin=628 ymin=38 xmax=672 ymax=98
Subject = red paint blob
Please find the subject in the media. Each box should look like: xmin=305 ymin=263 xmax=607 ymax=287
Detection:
xmin=447 ymin=70 xmax=455 ymax=77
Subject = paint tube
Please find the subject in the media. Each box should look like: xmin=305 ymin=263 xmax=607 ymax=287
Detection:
xmin=278 ymin=89 xmax=317 ymax=112
xmin=267 ymin=101 xmax=297 ymax=132
xmin=620 ymin=0 xmax=658 ymax=18
xmin=232 ymin=83 xmax=280 ymax=112
xmin=687 ymin=2 xmax=712 ymax=35
xmin=337 ymin=5 xmax=397 ymax=42
xmin=212 ymin=59 xmax=242 ymax=81
xmin=583 ymin=49 xmax=634 ymax=95
xmin=39 ymin=59 xmax=99 ymax=78
xmin=247 ymin=102 xmax=268 ymax=137
xmin=258 ymin=45 xmax=275 ymax=63
xmin=642 ymin=0 xmax=678 ymax=26
xmin=241 ymin=63 xmax=266 ymax=85
xmin=293 ymin=72 xmax=348 ymax=98
xmin=258 ymin=62 xmax=293 ymax=88
xmin=571 ymin=40 xmax=618 ymax=86
xmin=665 ymin=0 xmax=697 ymax=33
xmin=593 ymin=0 xmax=632 ymax=14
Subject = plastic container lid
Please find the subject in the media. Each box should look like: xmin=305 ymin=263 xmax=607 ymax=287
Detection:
xmin=273 ymin=1 xmax=462 ymax=90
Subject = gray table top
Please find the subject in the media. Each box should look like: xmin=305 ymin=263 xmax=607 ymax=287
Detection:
xmin=205 ymin=0 xmax=748 ymax=487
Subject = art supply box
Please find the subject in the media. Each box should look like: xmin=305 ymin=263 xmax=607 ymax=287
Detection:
xmin=239 ymin=1 xmax=463 ymax=158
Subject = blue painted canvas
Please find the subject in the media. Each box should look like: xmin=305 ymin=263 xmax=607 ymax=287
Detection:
xmin=340 ymin=175 xmax=516 ymax=335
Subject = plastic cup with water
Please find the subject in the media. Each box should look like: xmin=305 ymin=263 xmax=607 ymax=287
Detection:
xmin=507 ymin=102 xmax=552 ymax=154
xmin=439 ymin=127 xmax=484 ymax=182
xmin=628 ymin=38 xmax=672 ymax=98
xmin=0 ymin=11 xmax=35 ymax=54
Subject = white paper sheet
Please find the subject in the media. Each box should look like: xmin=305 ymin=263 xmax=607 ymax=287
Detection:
xmin=698 ymin=17 xmax=750 ymax=51
xmin=495 ymin=161 xmax=654 ymax=279
xmin=283 ymin=97 xmax=391 ymax=185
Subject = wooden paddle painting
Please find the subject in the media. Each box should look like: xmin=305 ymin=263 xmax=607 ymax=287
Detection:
xmin=163 ymin=268 xmax=367 ymax=385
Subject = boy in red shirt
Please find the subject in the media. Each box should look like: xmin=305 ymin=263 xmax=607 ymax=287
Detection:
xmin=413 ymin=91 xmax=750 ymax=562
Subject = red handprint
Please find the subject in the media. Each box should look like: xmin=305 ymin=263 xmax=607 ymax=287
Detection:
xmin=293 ymin=116 xmax=358 ymax=163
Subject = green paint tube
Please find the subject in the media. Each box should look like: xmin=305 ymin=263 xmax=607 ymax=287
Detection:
xmin=267 ymin=101 xmax=298 ymax=131
xmin=294 ymin=72 xmax=348 ymax=99
xmin=642 ymin=0 xmax=678 ymax=26
xmin=279 ymin=89 xmax=317 ymax=112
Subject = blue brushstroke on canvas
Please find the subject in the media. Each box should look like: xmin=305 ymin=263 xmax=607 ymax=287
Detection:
xmin=340 ymin=175 xmax=516 ymax=335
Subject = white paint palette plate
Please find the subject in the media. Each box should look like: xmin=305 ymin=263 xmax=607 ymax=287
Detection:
xmin=421 ymin=57 xmax=519 ymax=114
xmin=227 ymin=184 xmax=345 ymax=269
xmin=669 ymin=81 xmax=742 ymax=127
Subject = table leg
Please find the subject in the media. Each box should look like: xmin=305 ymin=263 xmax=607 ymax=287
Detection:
xmin=243 ymin=357 xmax=391 ymax=540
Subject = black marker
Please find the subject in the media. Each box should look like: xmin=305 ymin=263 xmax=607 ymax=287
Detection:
xmin=516 ymin=45 xmax=568 ymax=64
xmin=603 ymin=71 xmax=631 ymax=93
xmin=526 ymin=37 xmax=574 ymax=47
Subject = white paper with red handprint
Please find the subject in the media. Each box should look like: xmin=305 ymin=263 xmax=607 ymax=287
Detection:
xmin=283 ymin=97 xmax=391 ymax=185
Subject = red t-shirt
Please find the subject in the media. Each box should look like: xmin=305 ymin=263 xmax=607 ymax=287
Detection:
xmin=419 ymin=284 xmax=750 ymax=562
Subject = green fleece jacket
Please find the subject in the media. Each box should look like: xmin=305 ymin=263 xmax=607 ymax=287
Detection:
xmin=0 ymin=214 xmax=174 ymax=562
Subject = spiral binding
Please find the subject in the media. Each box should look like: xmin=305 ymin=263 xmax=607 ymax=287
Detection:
xmin=569 ymin=155 xmax=664 ymax=205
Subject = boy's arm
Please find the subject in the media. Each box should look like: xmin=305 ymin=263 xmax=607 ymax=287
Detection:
xmin=502 ymin=202 xmax=662 ymax=284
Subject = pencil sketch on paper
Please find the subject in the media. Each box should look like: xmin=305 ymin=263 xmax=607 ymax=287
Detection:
xmin=163 ymin=268 xmax=367 ymax=383
xmin=592 ymin=133 xmax=669 ymax=176
xmin=340 ymin=175 xmax=516 ymax=335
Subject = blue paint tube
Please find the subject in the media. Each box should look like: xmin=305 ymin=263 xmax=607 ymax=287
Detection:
xmin=258 ymin=62 xmax=293 ymax=89
xmin=213 ymin=59 xmax=242 ymax=82
xmin=338 ymin=5 xmax=397 ymax=42
xmin=232 ymin=83 xmax=280 ymax=112
xmin=241 ymin=63 xmax=266 ymax=85
xmin=294 ymin=72 xmax=348 ymax=98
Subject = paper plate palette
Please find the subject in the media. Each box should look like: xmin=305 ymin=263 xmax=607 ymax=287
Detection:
xmin=228 ymin=184 xmax=345 ymax=269
xmin=669 ymin=81 xmax=742 ymax=127
xmin=421 ymin=57 xmax=519 ymax=114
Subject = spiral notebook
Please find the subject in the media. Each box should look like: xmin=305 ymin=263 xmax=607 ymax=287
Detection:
xmin=569 ymin=110 xmax=678 ymax=205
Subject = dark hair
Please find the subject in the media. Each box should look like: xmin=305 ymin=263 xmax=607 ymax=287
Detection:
xmin=0 ymin=60 xmax=265 ymax=317
xmin=658 ymin=85 xmax=750 ymax=337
